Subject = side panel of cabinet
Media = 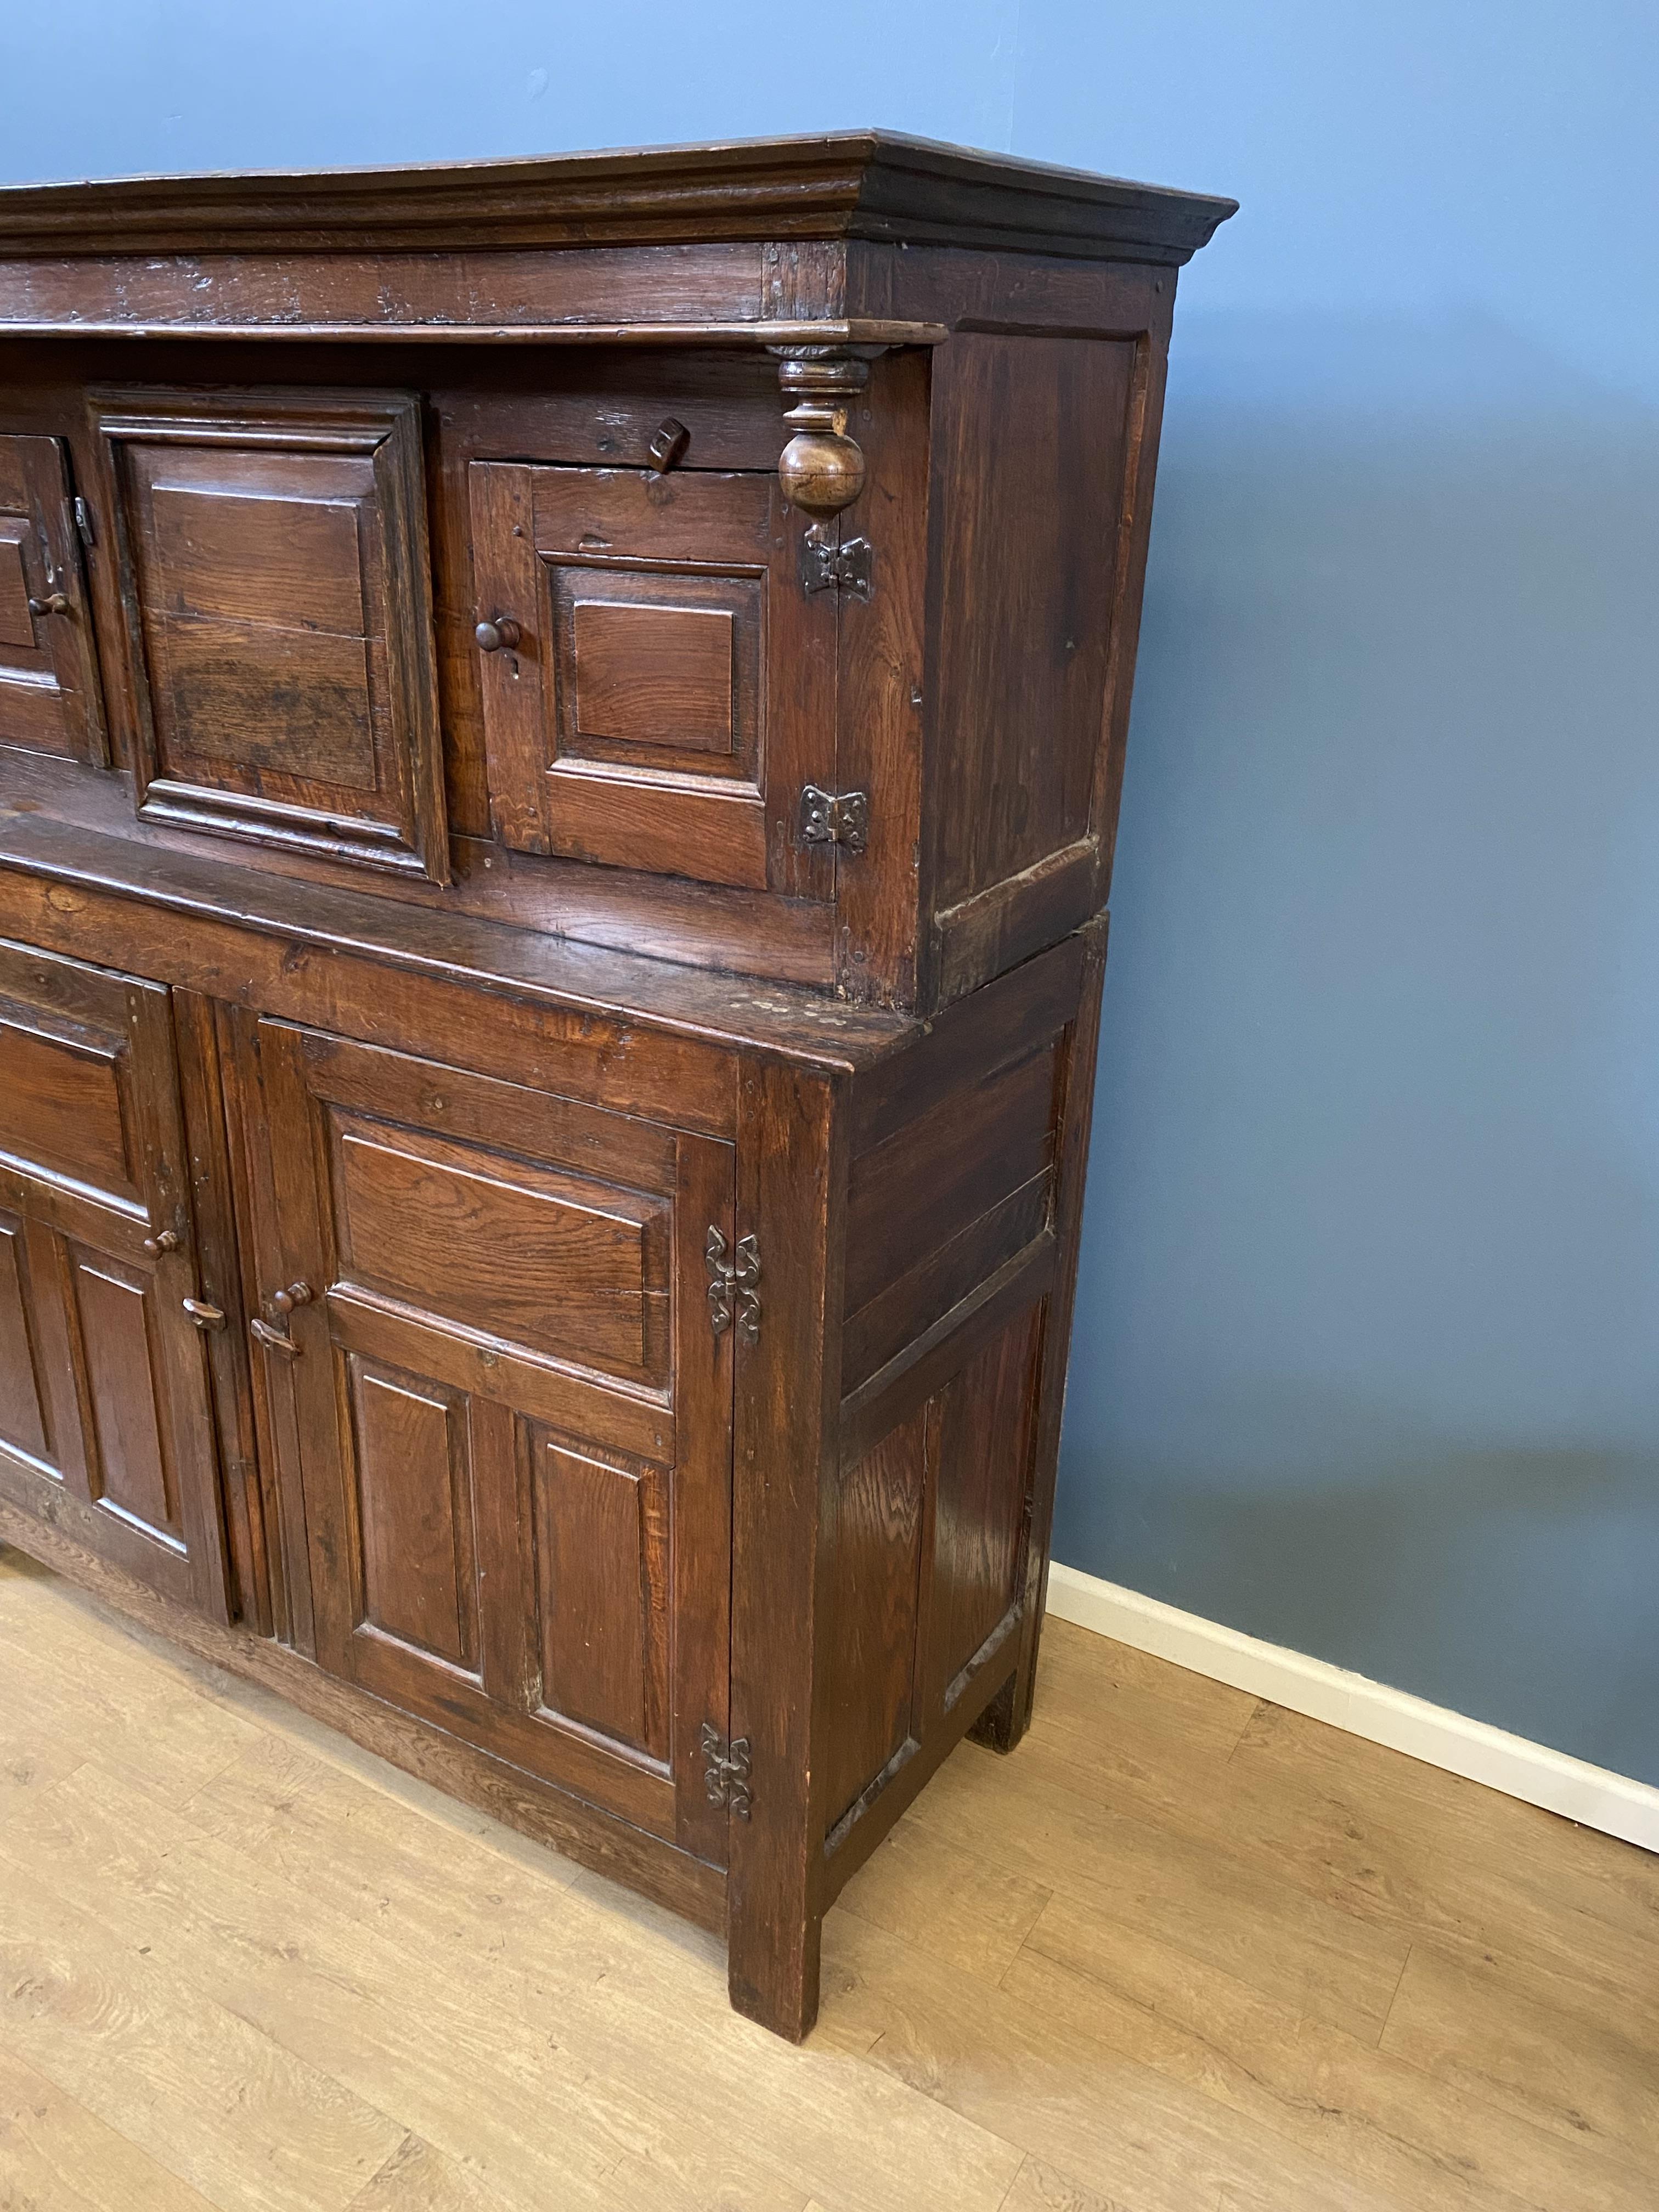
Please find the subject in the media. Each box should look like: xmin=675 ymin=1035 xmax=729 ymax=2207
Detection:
xmin=240 ymin=1018 xmax=734 ymax=1864
xmin=0 ymin=938 xmax=230 ymax=1617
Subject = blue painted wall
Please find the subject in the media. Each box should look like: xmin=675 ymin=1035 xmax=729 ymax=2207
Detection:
xmin=9 ymin=4 xmax=1657 ymax=1783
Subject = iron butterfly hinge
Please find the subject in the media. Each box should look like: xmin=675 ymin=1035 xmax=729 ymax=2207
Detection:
xmin=798 ymin=784 xmax=870 ymax=854
xmin=706 ymin=1226 xmax=761 ymax=1344
xmin=701 ymin=1724 xmax=753 ymax=1819
xmin=798 ymin=524 xmax=874 ymax=601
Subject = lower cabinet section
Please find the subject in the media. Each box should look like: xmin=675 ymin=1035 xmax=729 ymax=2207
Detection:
xmin=0 ymin=896 xmax=1104 ymax=2044
xmin=238 ymin=1017 xmax=736 ymax=1865
xmin=0 ymin=939 xmax=229 ymax=1616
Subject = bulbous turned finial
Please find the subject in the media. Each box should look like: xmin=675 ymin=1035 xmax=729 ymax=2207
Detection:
xmin=774 ymin=352 xmax=871 ymax=518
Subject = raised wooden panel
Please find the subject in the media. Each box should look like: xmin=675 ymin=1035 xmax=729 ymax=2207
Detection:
xmin=328 ymin=1112 xmax=669 ymax=1385
xmin=572 ymin=600 xmax=736 ymax=753
xmin=0 ymin=1211 xmax=50 ymax=1465
xmin=0 ymin=940 xmax=229 ymax=1619
xmin=349 ymin=1356 xmax=477 ymax=1672
xmin=821 ymin=1404 xmax=927 ymax=1832
xmin=156 ymin=612 xmax=376 ymax=787
xmin=69 ymin=1247 xmax=180 ymax=1544
xmin=0 ymin=432 xmax=106 ymax=765
xmin=930 ymin=334 xmax=1136 ymax=909
xmin=0 ymin=521 xmax=32 ymax=647
xmin=924 ymin=1304 xmax=1041 ymax=1711
xmin=0 ymin=1019 xmax=132 ymax=1202
xmin=530 ymin=1434 xmax=669 ymax=1760
xmin=470 ymin=460 xmax=834 ymax=899
xmin=95 ymin=389 xmax=448 ymax=882
xmin=843 ymin=1042 xmax=1058 ymax=1322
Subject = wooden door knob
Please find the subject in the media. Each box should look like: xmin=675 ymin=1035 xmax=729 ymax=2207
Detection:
xmin=28 ymin=591 xmax=69 ymax=617
xmin=475 ymin=616 xmax=522 ymax=653
xmin=270 ymin=1282 xmax=313 ymax=1315
xmin=142 ymin=1229 xmax=180 ymax=1257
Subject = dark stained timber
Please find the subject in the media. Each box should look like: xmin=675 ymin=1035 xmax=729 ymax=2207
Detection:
xmin=0 ymin=133 xmax=1225 ymax=2038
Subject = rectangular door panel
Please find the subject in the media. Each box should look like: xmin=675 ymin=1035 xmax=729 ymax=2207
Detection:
xmin=0 ymin=1209 xmax=52 ymax=1468
xmin=0 ymin=939 xmax=230 ymax=1618
xmin=349 ymin=1355 xmax=479 ymax=1673
xmin=94 ymin=388 xmax=447 ymax=882
xmin=68 ymin=1245 xmax=183 ymax=1547
xmin=0 ymin=432 xmax=107 ymax=764
xmin=529 ymin=1433 xmax=669 ymax=1761
xmin=0 ymin=1018 xmax=137 ymax=1206
xmin=244 ymin=1018 xmax=735 ymax=1863
xmin=327 ymin=1111 xmax=670 ymax=1387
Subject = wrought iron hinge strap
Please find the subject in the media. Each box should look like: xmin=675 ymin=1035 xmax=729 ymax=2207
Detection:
xmin=701 ymin=1723 xmax=752 ymax=1818
xmin=706 ymin=1227 xmax=761 ymax=1344
xmin=799 ymin=785 xmax=869 ymax=854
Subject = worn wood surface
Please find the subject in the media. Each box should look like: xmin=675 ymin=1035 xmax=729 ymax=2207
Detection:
xmin=4 ymin=1544 xmax=1653 ymax=2211
xmin=0 ymin=134 xmax=1234 ymax=2045
xmin=0 ymin=132 xmax=1235 ymax=266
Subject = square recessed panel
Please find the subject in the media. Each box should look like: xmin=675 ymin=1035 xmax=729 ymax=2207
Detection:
xmin=572 ymin=600 xmax=735 ymax=754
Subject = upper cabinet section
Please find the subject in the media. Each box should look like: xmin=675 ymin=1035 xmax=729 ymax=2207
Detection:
xmin=0 ymin=136 xmax=1234 ymax=1009
xmin=0 ymin=432 xmax=105 ymax=765
xmin=93 ymin=388 xmax=447 ymax=881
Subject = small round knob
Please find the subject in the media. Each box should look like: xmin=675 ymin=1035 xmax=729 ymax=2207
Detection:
xmin=142 ymin=1229 xmax=180 ymax=1257
xmin=28 ymin=591 xmax=69 ymax=617
xmin=475 ymin=616 xmax=521 ymax=654
xmin=270 ymin=1282 xmax=313 ymax=1316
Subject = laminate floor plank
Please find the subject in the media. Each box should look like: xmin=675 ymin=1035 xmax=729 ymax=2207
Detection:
xmin=997 ymin=2152 xmax=1155 ymax=2212
xmin=834 ymin=1816 xmax=1053 ymax=1987
xmin=951 ymin=1702 xmax=1659 ymax=2028
xmin=0 ymin=2044 xmax=222 ymax=2212
xmin=1003 ymin=1913 xmax=1643 ymax=2212
xmin=0 ymin=1854 xmax=409 ymax=2212
xmin=1379 ymin=1939 xmax=1659 ymax=2174
xmin=3 ymin=1548 xmax=1655 ymax=2212
xmin=820 ymin=1911 xmax=1391 ymax=2212
xmin=903 ymin=1746 xmax=1415 ymax=2044
xmin=1 ymin=1728 xmax=1018 ymax=2212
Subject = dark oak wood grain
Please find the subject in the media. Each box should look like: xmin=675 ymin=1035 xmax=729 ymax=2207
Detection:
xmin=0 ymin=136 xmax=1220 ymax=2040
xmin=0 ymin=132 xmax=1235 ymax=264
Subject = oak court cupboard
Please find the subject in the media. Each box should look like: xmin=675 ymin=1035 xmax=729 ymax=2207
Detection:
xmin=0 ymin=132 xmax=1232 ymax=2039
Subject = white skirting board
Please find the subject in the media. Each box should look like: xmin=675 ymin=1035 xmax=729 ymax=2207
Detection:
xmin=1045 ymin=1561 xmax=1659 ymax=1856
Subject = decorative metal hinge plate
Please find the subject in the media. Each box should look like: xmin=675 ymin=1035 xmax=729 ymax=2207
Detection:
xmin=799 ymin=785 xmax=869 ymax=854
xmin=706 ymin=1227 xmax=761 ymax=1344
xmin=701 ymin=1723 xmax=753 ymax=1819
xmin=799 ymin=526 xmax=874 ymax=601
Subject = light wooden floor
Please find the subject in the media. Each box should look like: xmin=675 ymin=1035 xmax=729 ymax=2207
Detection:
xmin=2 ymin=1547 xmax=1656 ymax=2212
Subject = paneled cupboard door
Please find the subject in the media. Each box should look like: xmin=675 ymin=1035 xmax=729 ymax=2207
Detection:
xmin=0 ymin=433 xmax=107 ymax=765
xmin=0 ymin=939 xmax=229 ymax=1617
xmin=470 ymin=461 xmax=836 ymax=901
xmin=244 ymin=1019 xmax=736 ymax=1865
